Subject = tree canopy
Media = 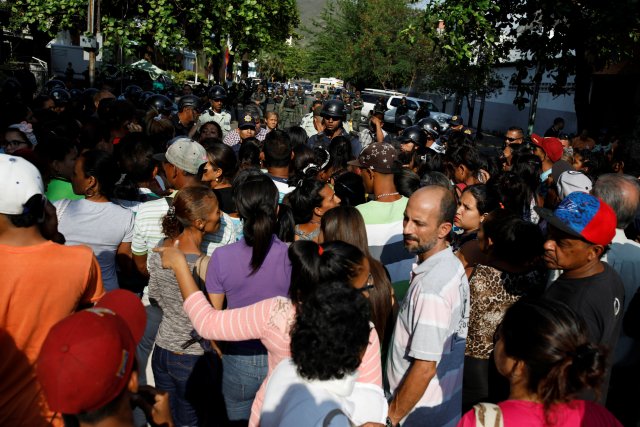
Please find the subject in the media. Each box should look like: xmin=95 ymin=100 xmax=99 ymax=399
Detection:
xmin=8 ymin=0 xmax=299 ymax=59
xmin=305 ymin=0 xmax=434 ymax=91
xmin=423 ymin=0 xmax=640 ymax=130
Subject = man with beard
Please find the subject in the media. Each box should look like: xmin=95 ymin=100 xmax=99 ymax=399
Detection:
xmin=385 ymin=186 xmax=470 ymax=427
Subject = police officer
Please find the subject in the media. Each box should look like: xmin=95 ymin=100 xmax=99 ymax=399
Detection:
xmin=395 ymin=115 xmax=413 ymax=137
xmin=280 ymin=88 xmax=299 ymax=129
xmin=342 ymin=92 xmax=353 ymax=132
xmin=446 ymin=114 xmax=476 ymax=142
xmin=417 ymin=117 xmax=445 ymax=153
xmin=250 ymin=84 xmax=266 ymax=115
xmin=198 ymin=85 xmax=232 ymax=138
xmin=308 ymin=99 xmax=361 ymax=157
xmin=351 ymin=90 xmax=364 ymax=132
xmin=397 ymin=125 xmax=425 ymax=153
xmin=273 ymin=86 xmax=285 ymax=116
xmin=172 ymin=95 xmax=200 ymax=137
xmin=296 ymin=87 xmax=306 ymax=124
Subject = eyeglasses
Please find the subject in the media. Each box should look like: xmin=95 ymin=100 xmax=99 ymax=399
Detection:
xmin=357 ymin=273 xmax=375 ymax=293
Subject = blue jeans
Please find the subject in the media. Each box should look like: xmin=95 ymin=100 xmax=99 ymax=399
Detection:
xmin=134 ymin=303 xmax=162 ymax=427
xmin=152 ymin=346 xmax=220 ymax=426
xmin=221 ymin=350 xmax=268 ymax=422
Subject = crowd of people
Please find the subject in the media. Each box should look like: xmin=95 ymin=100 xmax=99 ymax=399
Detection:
xmin=1 ymin=76 xmax=640 ymax=427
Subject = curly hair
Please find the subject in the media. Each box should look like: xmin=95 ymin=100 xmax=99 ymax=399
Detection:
xmin=291 ymin=281 xmax=371 ymax=381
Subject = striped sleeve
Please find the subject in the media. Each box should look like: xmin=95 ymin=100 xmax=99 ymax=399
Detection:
xmin=356 ymin=325 xmax=383 ymax=387
xmin=183 ymin=291 xmax=275 ymax=342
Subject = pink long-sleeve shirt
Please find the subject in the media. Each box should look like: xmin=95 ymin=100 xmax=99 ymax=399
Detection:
xmin=183 ymin=291 xmax=383 ymax=427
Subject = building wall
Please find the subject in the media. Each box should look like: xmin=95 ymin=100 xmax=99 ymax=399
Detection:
xmin=452 ymin=65 xmax=578 ymax=135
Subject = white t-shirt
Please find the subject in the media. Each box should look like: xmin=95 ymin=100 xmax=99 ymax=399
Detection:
xmin=55 ymin=199 xmax=134 ymax=291
xmin=261 ymin=359 xmax=387 ymax=427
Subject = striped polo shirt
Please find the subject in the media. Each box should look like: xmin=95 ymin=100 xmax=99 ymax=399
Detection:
xmin=386 ymin=247 xmax=470 ymax=427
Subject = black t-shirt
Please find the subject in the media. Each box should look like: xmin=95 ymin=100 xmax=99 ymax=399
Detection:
xmin=545 ymin=263 xmax=625 ymax=347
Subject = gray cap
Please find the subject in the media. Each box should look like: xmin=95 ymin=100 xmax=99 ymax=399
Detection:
xmin=153 ymin=138 xmax=207 ymax=174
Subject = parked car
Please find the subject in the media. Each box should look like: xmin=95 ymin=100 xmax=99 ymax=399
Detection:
xmin=383 ymin=96 xmax=452 ymax=131
xmin=359 ymin=89 xmax=403 ymax=124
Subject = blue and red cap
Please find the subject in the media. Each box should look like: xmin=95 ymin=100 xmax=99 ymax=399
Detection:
xmin=535 ymin=192 xmax=616 ymax=245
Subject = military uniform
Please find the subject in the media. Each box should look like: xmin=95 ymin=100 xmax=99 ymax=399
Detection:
xmin=273 ymin=90 xmax=284 ymax=116
xmin=296 ymin=90 xmax=306 ymax=124
xmin=280 ymin=93 xmax=299 ymax=129
xmin=198 ymin=108 xmax=232 ymax=138
xmin=351 ymin=96 xmax=363 ymax=132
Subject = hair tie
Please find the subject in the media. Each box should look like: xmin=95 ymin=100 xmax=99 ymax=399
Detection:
xmin=154 ymin=114 xmax=164 ymax=121
xmin=499 ymin=202 xmax=505 ymax=209
xmin=318 ymin=245 xmax=324 ymax=256
xmin=319 ymin=149 xmax=331 ymax=170
xmin=302 ymin=163 xmax=318 ymax=176
xmin=167 ymin=205 xmax=176 ymax=216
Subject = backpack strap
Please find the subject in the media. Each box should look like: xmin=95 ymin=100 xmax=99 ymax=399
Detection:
xmin=473 ymin=402 xmax=504 ymax=427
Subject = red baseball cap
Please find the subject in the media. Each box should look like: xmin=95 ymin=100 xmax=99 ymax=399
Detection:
xmin=37 ymin=290 xmax=146 ymax=414
xmin=531 ymin=133 xmax=563 ymax=162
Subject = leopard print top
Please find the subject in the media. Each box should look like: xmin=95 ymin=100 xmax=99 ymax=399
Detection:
xmin=465 ymin=264 xmax=546 ymax=359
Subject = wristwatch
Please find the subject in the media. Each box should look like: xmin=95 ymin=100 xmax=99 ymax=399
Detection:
xmin=385 ymin=416 xmax=397 ymax=427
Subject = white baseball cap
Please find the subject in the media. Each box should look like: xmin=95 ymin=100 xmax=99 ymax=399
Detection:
xmin=0 ymin=154 xmax=45 ymax=215
xmin=557 ymin=170 xmax=593 ymax=200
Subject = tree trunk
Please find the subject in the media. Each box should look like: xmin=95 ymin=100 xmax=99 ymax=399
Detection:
xmin=573 ymin=45 xmax=591 ymax=133
xmin=477 ymin=92 xmax=486 ymax=133
xmin=527 ymin=60 xmax=544 ymax=135
xmin=467 ymin=93 xmax=476 ymax=127
xmin=241 ymin=51 xmax=250 ymax=81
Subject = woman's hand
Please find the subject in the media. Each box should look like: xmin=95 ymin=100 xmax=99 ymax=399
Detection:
xmin=153 ymin=241 xmax=189 ymax=271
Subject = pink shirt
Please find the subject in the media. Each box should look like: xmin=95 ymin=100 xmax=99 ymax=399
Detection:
xmin=457 ymin=400 xmax=622 ymax=427
xmin=183 ymin=291 xmax=383 ymax=427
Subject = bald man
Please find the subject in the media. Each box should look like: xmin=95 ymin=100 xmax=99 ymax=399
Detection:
xmin=385 ymin=186 xmax=470 ymax=427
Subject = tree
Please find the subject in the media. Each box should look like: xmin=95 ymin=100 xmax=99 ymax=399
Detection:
xmin=7 ymin=0 xmax=298 ymax=72
xmin=422 ymin=0 xmax=640 ymax=132
xmin=306 ymin=0 xmax=434 ymax=90
xmin=257 ymin=43 xmax=311 ymax=82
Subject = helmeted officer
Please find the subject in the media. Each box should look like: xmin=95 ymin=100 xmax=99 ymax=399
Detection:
xmin=308 ymin=99 xmax=361 ymax=157
xmin=417 ymin=117 xmax=445 ymax=153
xmin=146 ymin=94 xmax=174 ymax=119
xmin=198 ymin=85 xmax=231 ymax=138
xmin=397 ymin=125 xmax=425 ymax=153
xmin=280 ymin=87 xmax=299 ymax=129
xmin=351 ymin=90 xmax=364 ymax=132
xmin=172 ymin=95 xmax=201 ymax=137
xmin=395 ymin=115 xmax=413 ymax=136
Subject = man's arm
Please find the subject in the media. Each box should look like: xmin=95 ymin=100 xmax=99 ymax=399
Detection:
xmin=387 ymin=359 xmax=437 ymax=426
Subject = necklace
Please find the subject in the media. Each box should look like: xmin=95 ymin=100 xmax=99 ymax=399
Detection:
xmin=375 ymin=192 xmax=399 ymax=200
xmin=309 ymin=219 xmax=321 ymax=225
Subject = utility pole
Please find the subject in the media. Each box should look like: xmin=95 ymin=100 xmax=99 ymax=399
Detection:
xmin=86 ymin=0 xmax=97 ymax=87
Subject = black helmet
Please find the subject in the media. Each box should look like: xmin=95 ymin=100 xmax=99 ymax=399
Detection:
xmin=398 ymin=125 xmax=426 ymax=147
xmin=208 ymin=85 xmax=227 ymax=100
xmin=417 ymin=117 xmax=441 ymax=138
xmin=124 ymin=85 xmax=143 ymax=100
xmin=178 ymin=95 xmax=200 ymax=111
xmin=146 ymin=94 xmax=173 ymax=115
xmin=69 ymin=88 xmax=83 ymax=100
xmin=44 ymin=79 xmax=66 ymax=93
xmin=49 ymin=88 xmax=71 ymax=105
xmin=321 ymin=100 xmax=346 ymax=119
xmin=138 ymin=91 xmax=156 ymax=106
xmin=395 ymin=115 xmax=413 ymax=130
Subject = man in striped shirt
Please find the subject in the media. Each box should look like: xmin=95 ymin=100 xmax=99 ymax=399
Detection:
xmin=386 ymin=186 xmax=470 ymax=427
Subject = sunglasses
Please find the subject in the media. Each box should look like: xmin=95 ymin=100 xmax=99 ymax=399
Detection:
xmin=504 ymin=136 xmax=522 ymax=142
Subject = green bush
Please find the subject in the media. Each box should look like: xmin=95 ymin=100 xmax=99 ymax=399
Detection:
xmin=169 ymin=70 xmax=207 ymax=85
